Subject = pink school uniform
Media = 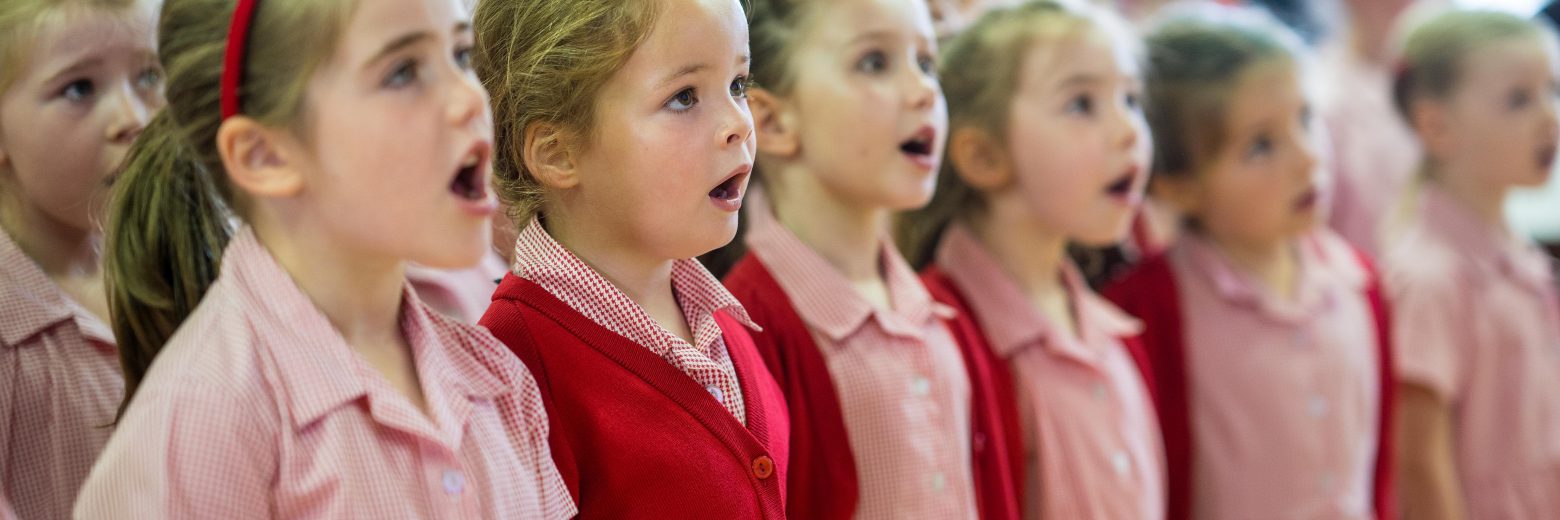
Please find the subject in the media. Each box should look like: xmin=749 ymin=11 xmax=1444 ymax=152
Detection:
xmin=1107 ymin=229 xmax=1395 ymax=520
xmin=1384 ymin=186 xmax=1560 ymax=518
xmin=928 ymin=224 xmax=1166 ymax=519
xmin=0 ymin=226 xmax=122 ymax=520
xmin=723 ymin=189 xmax=980 ymax=520
xmin=406 ymin=252 xmax=508 ymax=324
xmin=72 ymin=227 xmax=575 ymax=519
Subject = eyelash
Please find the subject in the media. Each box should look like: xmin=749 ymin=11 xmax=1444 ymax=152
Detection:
xmin=382 ymin=45 xmax=476 ymax=89
xmin=664 ymin=74 xmax=754 ymax=112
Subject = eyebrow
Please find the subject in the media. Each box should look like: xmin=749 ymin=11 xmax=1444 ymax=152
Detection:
xmin=657 ymin=54 xmax=751 ymax=89
xmin=365 ymin=22 xmax=472 ymax=69
xmin=849 ymin=29 xmax=899 ymax=46
xmin=41 ymin=57 xmax=105 ymax=86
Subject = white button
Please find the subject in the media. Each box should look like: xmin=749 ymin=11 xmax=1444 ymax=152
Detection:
xmin=931 ymin=473 xmax=947 ymax=491
xmin=1308 ymin=395 xmax=1329 ymax=418
xmin=1092 ymin=383 xmax=1108 ymax=401
xmin=442 ymin=470 xmax=465 ymax=495
xmin=1111 ymin=451 xmax=1131 ymax=477
xmin=911 ymin=376 xmax=931 ymax=396
xmin=707 ymin=385 xmax=725 ymax=404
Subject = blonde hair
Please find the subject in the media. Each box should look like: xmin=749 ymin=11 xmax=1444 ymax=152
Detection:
xmin=474 ymin=0 xmax=660 ymax=225
xmin=0 ymin=0 xmax=144 ymax=94
xmin=896 ymin=0 xmax=1128 ymax=269
xmin=104 ymin=0 xmax=356 ymax=415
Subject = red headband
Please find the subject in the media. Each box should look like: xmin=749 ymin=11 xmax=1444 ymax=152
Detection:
xmin=220 ymin=0 xmax=261 ymax=119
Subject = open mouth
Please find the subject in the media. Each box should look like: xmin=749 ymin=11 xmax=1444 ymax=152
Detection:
xmin=450 ymin=143 xmax=490 ymax=201
xmin=1537 ymin=144 xmax=1557 ymax=172
xmin=708 ymin=164 xmax=751 ymax=212
xmin=1294 ymin=188 xmax=1319 ymax=211
xmin=1105 ymin=171 xmax=1135 ymax=198
xmin=900 ymin=134 xmax=933 ymax=157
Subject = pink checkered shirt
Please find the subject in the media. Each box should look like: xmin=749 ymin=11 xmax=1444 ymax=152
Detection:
xmin=742 ymin=190 xmax=979 ymax=519
xmin=0 ymin=226 xmax=122 ymax=520
xmin=73 ymin=227 xmax=575 ymax=519
xmin=511 ymin=215 xmax=756 ymax=424
xmin=935 ymin=224 xmax=1165 ymax=519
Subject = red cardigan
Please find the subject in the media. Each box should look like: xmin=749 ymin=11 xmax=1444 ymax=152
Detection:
xmin=723 ymin=255 xmax=1018 ymax=520
xmin=480 ymin=273 xmax=790 ymax=519
xmin=1101 ymin=250 xmax=1397 ymax=520
xmin=920 ymin=266 xmax=1159 ymax=520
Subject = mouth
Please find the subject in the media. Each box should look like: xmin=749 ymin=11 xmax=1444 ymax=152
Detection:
xmin=1537 ymin=144 xmax=1557 ymax=173
xmin=899 ymin=126 xmax=938 ymax=169
xmin=1104 ymin=166 xmax=1143 ymax=204
xmin=708 ymin=164 xmax=751 ymax=212
xmin=450 ymin=141 xmax=491 ymax=202
xmin=1294 ymin=187 xmax=1319 ymax=211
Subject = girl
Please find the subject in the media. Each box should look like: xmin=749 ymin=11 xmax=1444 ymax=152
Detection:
xmin=716 ymin=0 xmax=982 ymax=518
xmin=1385 ymin=9 xmax=1560 ymax=519
xmin=1103 ymin=5 xmax=1396 ymax=520
xmin=899 ymin=2 xmax=1164 ymax=519
xmin=473 ymin=0 xmax=790 ymax=517
xmin=0 ymin=0 xmax=160 ymax=517
xmin=73 ymin=0 xmax=574 ymax=517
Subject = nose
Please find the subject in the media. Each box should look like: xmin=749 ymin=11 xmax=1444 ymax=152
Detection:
xmin=902 ymin=57 xmax=939 ymax=112
xmin=720 ymin=94 xmax=755 ymax=149
xmin=105 ymin=83 xmax=153 ymax=145
xmin=447 ymin=70 xmax=489 ymax=128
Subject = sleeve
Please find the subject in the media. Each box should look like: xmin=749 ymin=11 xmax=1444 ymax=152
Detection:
xmin=1387 ymin=272 xmax=1470 ymax=402
xmin=73 ymin=380 xmax=278 ymax=519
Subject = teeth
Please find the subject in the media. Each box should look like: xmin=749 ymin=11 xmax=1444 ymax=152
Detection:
xmin=460 ymin=152 xmax=480 ymax=168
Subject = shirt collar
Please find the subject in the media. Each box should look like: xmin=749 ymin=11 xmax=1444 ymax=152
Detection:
xmin=0 ymin=226 xmax=115 ymax=350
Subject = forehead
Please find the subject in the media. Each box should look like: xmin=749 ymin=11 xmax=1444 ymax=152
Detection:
xmin=1457 ymin=34 xmax=1560 ymax=89
xmin=799 ymin=0 xmax=937 ymax=48
xmin=333 ymin=0 xmax=466 ymax=63
xmin=20 ymin=2 xmax=156 ymax=69
xmin=633 ymin=0 xmax=749 ymax=64
xmin=1223 ymin=58 xmax=1303 ymax=127
xmin=1016 ymin=24 xmax=1139 ymax=92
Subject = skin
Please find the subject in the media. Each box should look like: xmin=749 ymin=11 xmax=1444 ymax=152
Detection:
xmin=528 ymin=0 xmax=755 ymax=342
xmin=217 ymin=0 xmax=494 ymax=412
xmin=752 ymin=0 xmax=948 ymax=309
xmin=0 ymin=1 xmax=162 ymax=323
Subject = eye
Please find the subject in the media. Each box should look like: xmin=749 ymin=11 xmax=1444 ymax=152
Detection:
xmin=666 ymin=87 xmax=698 ymax=111
xmin=383 ymin=58 xmax=419 ymax=88
xmin=857 ymin=50 xmax=888 ymax=74
xmin=916 ymin=53 xmax=936 ymax=75
xmin=1507 ymin=87 xmax=1534 ymax=110
xmin=135 ymin=67 xmax=163 ymax=91
xmin=1124 ymin=91 xmax=1141 ymax=111
xmin=730 ymin=75 xmax=753 ymax=99
xmin=454 ymin=45 xmax=474 ymax=71
xmin=62 ymin=79 xmax=94 ymax=102
xmin=1246 ymin=133 xmax=1275 ymax=160
xmin=1066 ymin=93 xmax=1095 ymax=115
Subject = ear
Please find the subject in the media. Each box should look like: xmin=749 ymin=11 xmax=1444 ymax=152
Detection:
xmin=749 ymin=88 xmax=799 ymax=159
xmin=1409 ymin=97 xmax=1452 ymax=158
xmin=1149 ymin=172 xmax=1205 ymax=216
xmin=216 ymin=116 xmax=303 ymax=198
xmin=524 ymin=121 xmax=580 ymax=190
xmin=947 ymin=126 xmax=1012 ymax=190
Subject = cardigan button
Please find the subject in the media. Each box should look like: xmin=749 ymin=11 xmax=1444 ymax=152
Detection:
xmin=751 ymin=455 xmax=775 ymax=479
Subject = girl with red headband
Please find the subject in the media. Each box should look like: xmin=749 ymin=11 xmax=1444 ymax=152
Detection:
xmin=71 ymin=0 xmax=574 ymax=517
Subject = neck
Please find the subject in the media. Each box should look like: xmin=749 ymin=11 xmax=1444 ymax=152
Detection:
xmin=768 ymin=175 xmax=888 ymax=284
xmin=251 ymin=209 xmax=405 ymax=349
xmin=1431 ymin=167 xmax=1512 ymax=232
xmin=966 ymin=200 xmax=1067 ymax=299
xmin=542 ymin=209 xmax=677 ymax=310
xmin=0 ymin=191 xmax=101 ymax=279
xmin=1204 ymin=231 xmax=1299 ymax=300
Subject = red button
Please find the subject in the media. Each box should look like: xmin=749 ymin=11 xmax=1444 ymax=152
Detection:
xmin=751 ymin=455 xmax=774 ymax=479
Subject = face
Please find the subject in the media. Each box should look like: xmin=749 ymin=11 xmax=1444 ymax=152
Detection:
xmin=1435 ymin=35 xmax=1560 ymax=190
xmin=778 ymin=0 xmax=948 ymax=212
xmin=288 ymin=0 xmax=494 ymax=269
xmin=1181 ymin=59 xmax=1324 ymax=245
xmin=0 ymin=2 xmax=162 ymax=234
xmin=999 ymin=28 xmax=1151 ymax=246
xmin=562 ymin=0 xmax=754 ymax=261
